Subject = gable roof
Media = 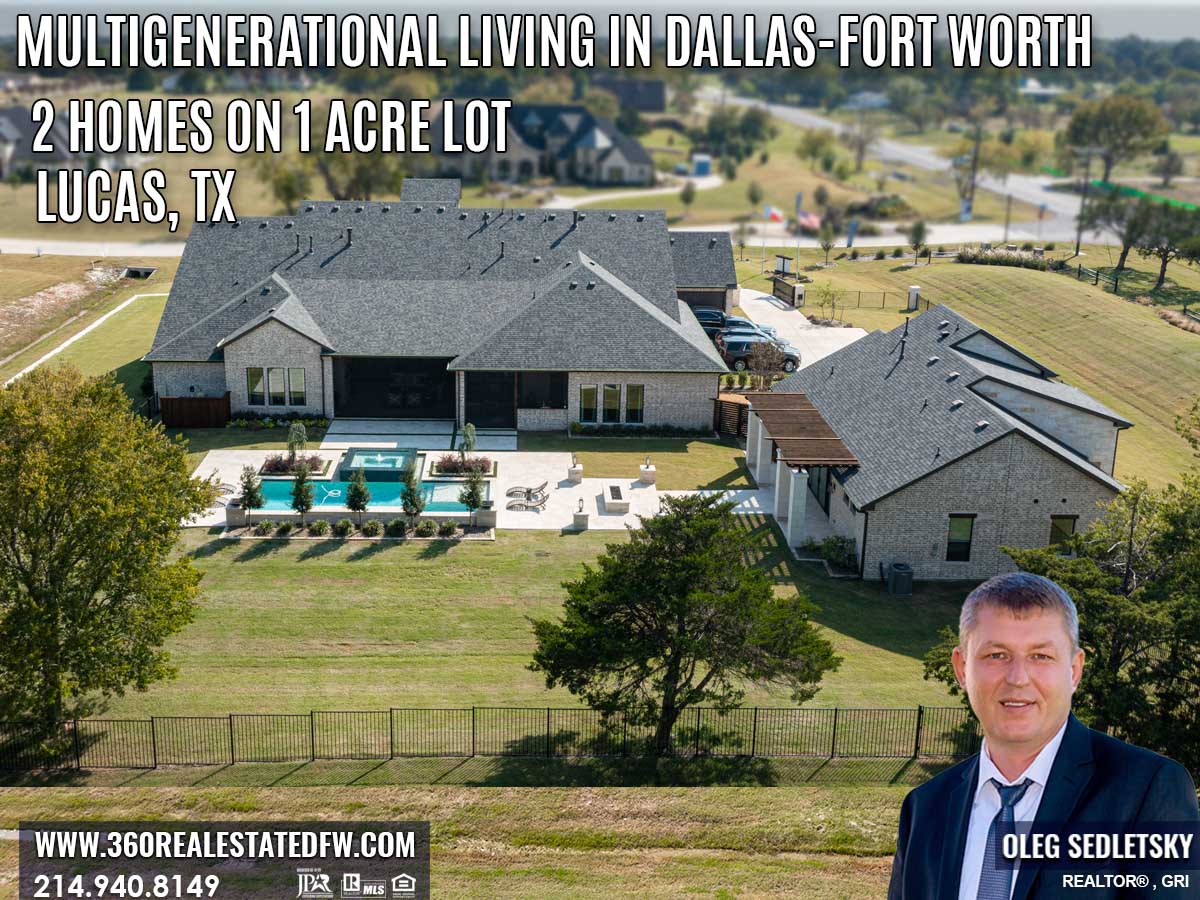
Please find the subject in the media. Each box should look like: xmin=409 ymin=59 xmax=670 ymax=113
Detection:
xmin=965 ymin=356 xmax=1132 ymax=425
xmin=670 ymin=232 xmax=738 ymax=288
xmin=148 ymin=180 xmax=726 ymax=374
xmin=773 ymin=305 xmax=1124 ymax=506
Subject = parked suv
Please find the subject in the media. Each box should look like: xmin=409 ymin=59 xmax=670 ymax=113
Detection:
xmin=721 ymin=335 xmax=801 ymax=372
xmin=724 ymin=315 xmax=777 ymax=339
xmin=691 ymin=307 xmax=727 ymax=328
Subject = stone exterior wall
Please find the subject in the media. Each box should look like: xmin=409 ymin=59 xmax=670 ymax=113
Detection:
xmin=974 ymin=379 xmax=1121 ymax=474
xmin=152 ymin=361 xmax=227 ymax=398
xmin=826 ymin=476 xmax=867 ymax=564
xmin=862 ymin=432 xmax=1119 ymax=581
xmin=567 ymin=372 xmax=718 ymax=430
xmin=222 ymin=320 xmax=326 ymax=416
xmin=517 ymin=407 xmax=570 ymax=431
xmin=954 ymin=332 xmax=1042 ymax=374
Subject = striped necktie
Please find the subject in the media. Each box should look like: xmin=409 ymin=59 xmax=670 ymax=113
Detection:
xmin=976 ymin=777 xmax=1033 ymax=900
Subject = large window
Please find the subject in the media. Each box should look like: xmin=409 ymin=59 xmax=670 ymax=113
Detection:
xmin=246 ymin=367 xmax=265 ymax=406
xmin=602 ymin=384 xmax=621 ymax=423
xmin=946 ymin=515 xmax=976 ymax=562
xmin=287 ymin=368 xmax=306 ymax=406
xmin=267 ymin=367 xmax=286 ymax=405
xmin=625 ymin=384 xmax=644 ymax=424
xmin=518 ymin=372 xmax=567 ymax=409
xmin=579 ymin=384 xmax=597 ymax=423
xmin=1049 ymin=515 xmax=1077 ymax=548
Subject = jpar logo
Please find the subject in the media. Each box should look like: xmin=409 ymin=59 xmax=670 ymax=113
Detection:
xmin=297 ymin=869 xmax=334 ymax=899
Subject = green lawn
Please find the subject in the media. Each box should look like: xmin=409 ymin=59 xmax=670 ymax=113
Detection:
xmin=0 ymin=784 xmax=912 ymax=897
xmin=738 ymin=248 xmax=1200 ymax=488
xmin=518 ymin=433 xmax=753 ymax=491
xmin=98 ymin=518 xmax=962 ymax=719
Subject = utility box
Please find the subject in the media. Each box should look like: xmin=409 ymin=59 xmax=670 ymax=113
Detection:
xmin=886 ymin=562 xmax=914 ymax=597
xmin=906 ymin=286 xmax=921 ymax=312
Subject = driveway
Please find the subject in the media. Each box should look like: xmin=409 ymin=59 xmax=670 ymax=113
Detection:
xmin=736 ymin=289 xmax=867 ymax=367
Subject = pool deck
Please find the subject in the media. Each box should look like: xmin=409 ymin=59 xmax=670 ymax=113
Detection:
xmin=189 ymin=447 xmax=771 ymax=531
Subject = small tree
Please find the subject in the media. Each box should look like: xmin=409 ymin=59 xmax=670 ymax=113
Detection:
xmin=1066 ymin=95 xmax=1170 ymax=182
xmin=401 ymin=462 xmax=426 ymax=527
xmin=238 ymin=465 xmax=264 ymax=514
xmin=747 ymin=341 xmax=787 ymax=389
xmin=818 ymin=222 xmax=835 ymax=265
xmin=746 ymin=180 xmax=764 ymax=212
xmin=286 ymin=421 xmax=307 ymax=465
xmin=458 ymin=468 xmax=486 ymax=527
xmin=530 ymin=494 xmax=840 ymax=756
xmin=1152 ymin=150 xmax=1184 ymax=188
xmin=290 ymin=462 xmax=314 ymax=526
xmin=907 ymin=220 xmax=928 ymax=264
xmin=796 ymin=128 xmax=835 ymax=171
xmin=1136 ymin=202 xmax=1199 ymax=289
xmin=459 ymin=422 xmax=477 ymax=463
xmin=346 ymin=468 xmax=371 ymax=526
xmin=1082 ymin=192 xmax=1153 ymax=272
xmin=680 ymin=179 xmax=696 ymax=218
xmin=813 ymin=184 xmax=830 ymax=209
xmin=734 ymin=222 xmax=748 ymax=261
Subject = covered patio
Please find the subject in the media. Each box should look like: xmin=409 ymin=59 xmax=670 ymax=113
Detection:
xmin=743 ymin=391 xmax=858 ymax=553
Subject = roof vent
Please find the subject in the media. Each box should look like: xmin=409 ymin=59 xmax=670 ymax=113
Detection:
xmin=636 ymin=214 xmax=645 ymax=222
xmin=709 ymin=236 xmax=717 ymax=246
xmin=517 ymin=211 xmax=526 ymax=220
xmin=459 ymin=211 xmax=468 ymax=219
xmin=284 ymin=222 xmax=293 ymax=229
xmin=382 ymin=205 xmax=391 ymax=212
xmin=355 ymin=205 xmax=363 ymax=212
xmin=669 ymin=236 xmax=675 ymax=244
xmin=947 ymin=371 xmax=960 ymax=381
xmin=534 ymin=255 xmax=541 ymax=262
xmin=578 ymin=212 xmax=586 ymax=220
xmin=258 ymin=222 xmax=267 ymax=229
xmin=569 ymin=280 xmax=577 ymax=288
xmin=927 ymin=356 xmax=939 ymax=365
xmin=975 ymin=419 xmax=989 ymax=430
xmin=437 ymin=206 xmax=445 ymax=213
xmin=232 ymin=222 xmax=240 ymax=228
xmin=939 ymin=320 xmax=950 ymax=328
xmin=587 ymin=280 xmax=595 ymax=289
xmin=414 ymin=205 xmax=423 ymax=212
xmin=304 ymin=204 xmax=314 ymax=212
xmin=549 ymin=212 xmax=556 ymax=221
xmin=331 ymin=205 xmax=339 ymax=212
xmin=951 ymin=399 xmax=963 ymax=410
xmin=609 ymin=213 xmax=616 ymax=221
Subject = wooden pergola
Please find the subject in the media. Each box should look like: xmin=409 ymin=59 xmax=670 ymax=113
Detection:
xmin=744 ymin=392 xmax=858 ymax=468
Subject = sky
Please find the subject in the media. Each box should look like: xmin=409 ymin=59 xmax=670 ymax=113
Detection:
xmin=1 ymin=2 xmax=1197 ymax=40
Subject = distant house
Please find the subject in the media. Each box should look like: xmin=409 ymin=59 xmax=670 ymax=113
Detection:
xmin=842 ymin=91 xmax=890 ymax=112
xmin=592 ymin=75 xmax=667 ymax=113
xmin=0 ymin=105 xmax=137 ymax=180
xmin=146 ymin=178 xmax=727 ymax=430
xmin=1018 ymin=78 xmax=1067 ymax=103
xmin=746 ymin=306 xmax=1128 ymax=580
xmin=431 ymin=104 xmax=654 ymax=186
xmin=669 ymin=232 xmax=738 ymax=314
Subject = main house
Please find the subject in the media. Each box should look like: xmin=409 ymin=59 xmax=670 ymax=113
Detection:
xmin=431 ymin=104 xmax=654 ymax=186
xmin=146 ymin=178 xmax=727 ymax=430
xmin=747 ymin=306 xmax=1130 ymax=580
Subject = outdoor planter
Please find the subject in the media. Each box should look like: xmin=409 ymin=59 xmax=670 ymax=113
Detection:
xmin=639 ymin=463 xmax=657 ymax=485
xmin=573 ymin=511 xmax=590 ymax=530
xmin=568 ymin=462 xmax=583 ymax=483
xmin=224 ymin=503 xmax=247 ymax=528
xmin=476 ymin=501 xmax=497 ymax=529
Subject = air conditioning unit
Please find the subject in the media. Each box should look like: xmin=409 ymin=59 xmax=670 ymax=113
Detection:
xmin=885 ymin=562 xmax=914 ymax=596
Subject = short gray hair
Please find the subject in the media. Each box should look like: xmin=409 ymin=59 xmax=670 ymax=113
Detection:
xmin=959 ymin=573 xmax=1079 ymax=651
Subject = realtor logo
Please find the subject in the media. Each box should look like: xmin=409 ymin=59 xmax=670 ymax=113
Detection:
xmin=297 ymin=871 xmax=334 ymax=899
xmin=342 ymin=873 xmax=386 ymax=898
xmin=390 ymin=873 xmax=418 ymax=899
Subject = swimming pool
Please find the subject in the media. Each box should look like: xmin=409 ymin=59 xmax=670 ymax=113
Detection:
xmin=259 ymin=478 xmax=485 ymax=513
xmin=340 ymin=447 xmax=420 ymax=482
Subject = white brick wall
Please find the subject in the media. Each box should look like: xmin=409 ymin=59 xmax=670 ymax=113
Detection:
xmin=862 ymin=432 xmax=1119 ymax=581
xmin=152 ymin=362 xmax=226 ymax=398
xmin=567 ymin=372 xmax=718 ymax=430
xmin=222 ymin=320 xmax=326 ymax=416
xmin=517 ymin=407 xmax=569 ymax=430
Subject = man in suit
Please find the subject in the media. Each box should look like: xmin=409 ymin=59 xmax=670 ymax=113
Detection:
xmin=889 ymin=572 xmax=1198 ymax=899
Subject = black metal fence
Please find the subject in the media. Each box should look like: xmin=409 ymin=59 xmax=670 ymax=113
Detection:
xmin=0 ymin=706 xmax=980 ymax=771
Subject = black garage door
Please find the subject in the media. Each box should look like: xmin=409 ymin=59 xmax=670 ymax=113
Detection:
xmin=332 ymin=358 xmax=456 ymax=419
xmin=678 ymin=289 xmax=727 ymax=312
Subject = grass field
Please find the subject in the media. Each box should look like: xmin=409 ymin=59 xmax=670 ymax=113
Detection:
xmin=0 ymin=784 xmax=916 ymax=897
xmin=95 ymin=517 xmax=963 ymax=719
xmin=737 ymin=247 xmax=1200 ymax=488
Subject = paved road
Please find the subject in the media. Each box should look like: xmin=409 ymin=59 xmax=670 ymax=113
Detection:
xmin=0 ymin=237 xmax=185 ymax=257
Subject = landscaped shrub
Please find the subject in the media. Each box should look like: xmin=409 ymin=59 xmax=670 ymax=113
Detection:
xmin=361 ymin=519 xmax=383 ymax=537
xmin=433 ymin=454 xmax=492 ymax=475
xmin=1021 ymin=241 xmax=1035 ymax=252
xmin=261 ymin=453 xmax=325 ymax=475
xmin=253 ymin=520 xmax=276 ymax=536
xmin=332 ymin=518 xmax=354 ymax=537
xmin=275 ymin=522 xmax=293 ymax=536
xmin=956 ymin=248 xmax=1050 ymax=271
xmin=438 ymin=519 xmax=458 ymax=537
xmin=569 ymin=423 xmax=713 ymax=438
xmin=416 ymin=520 xmax=437 ymax=537
xmin=308 ymin=519 xmax=330 ymax=536
xmin=891 ymin=247 xmax=904 ymax=258
xmin=819 ymin=535 xmax=858 ymax=571
xmin=226 ymin=413 xmax=330 ymax=431
xmin=386 ymin=518 xmax=408 ymax=537
xmin=1045 ymin=242 xmax=1056 ymax=251
xmin=849 ymin=248 xmax=859 ymax=260
xmin=874 ymin=248 xmax=887 ymax=260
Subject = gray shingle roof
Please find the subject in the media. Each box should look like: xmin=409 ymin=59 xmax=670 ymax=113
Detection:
xmin=670 ymin=232 xmax=738 ymax=288
xmin=773 ymin=305 xmax=1123 ymax=506
xmin=398 ymin=178 xmax=461 ymax=205
xmin=148 ymin=181 xmax=726 ymax=375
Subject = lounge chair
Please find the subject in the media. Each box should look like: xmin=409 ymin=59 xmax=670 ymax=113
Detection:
xmin=506 ymin=494 xmax=548 ymax=512
xmin=505 ymin=481 xmax=548 ymax=499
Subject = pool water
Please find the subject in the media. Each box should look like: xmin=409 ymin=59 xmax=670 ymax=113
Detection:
xmin=341 ymin=447 xmax=419 ymax=482
xmin=259 ymin=478 xmax=484 ymax=513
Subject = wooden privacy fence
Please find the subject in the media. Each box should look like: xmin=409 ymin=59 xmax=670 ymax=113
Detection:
xmin=158 ymin=392 xmax=231 ymax=428
xmin=0 ymin=706 xmax=981 ymax=771
xmin=714 ymin=395 xmax=750 ymax=438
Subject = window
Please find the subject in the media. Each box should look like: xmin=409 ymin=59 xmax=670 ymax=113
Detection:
xmin=287 ymin=368 xmax=306 ymax=406
xmin=625 ymin=384 xmax=644 ymax=424
xmin=518 ymin=372 xmax=567 ymax=409
xmin=579 ymin=384 xmax=598 ymax=423
xmin=602 ymin=384 xmax=621 ymax=424
xmin=246 ymin=367 xmax=265 ymax=406
xmin=946 ymin=515 xmax=976 ymax=562
xmin=1049 ymin=515 xmax=1077 ymax=548
xmin=267 ymin=367 xmax=286 ymax=405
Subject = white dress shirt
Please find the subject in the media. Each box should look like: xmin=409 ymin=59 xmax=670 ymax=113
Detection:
xmin=957 ymin=719 xmax=1069 ymax=900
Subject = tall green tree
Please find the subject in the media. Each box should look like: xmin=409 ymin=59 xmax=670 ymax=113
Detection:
xmin=679 ymin=180 xmax=696 ymax=218
xmin=796 ymin=129 xmax=835 ymax=171
xmin=1082 ymin=193 xmax=1153 ymax=272
xmin=907 ymin=220 xmax=929 ymax=263
xmin=924 ymin=478 xmax=1200 ymax=774
xmin=530 ymin=495 xmax=840 ymax=756
xmin=1136 ymin=202 xmax=1200 ymax=289
xmin=238 ymin=465 xmax=264 ymax=514
xmin=0 ymin=368 xmax=214 ymax=725
xmin=290 ymin=462 xmax=314 ymax=525
xmin=1066 ymin=94 xmax=1170 ymax=182
xmin=401 ymin=462 xmax=426 ymax=527
xmin=346 ymin=469 xmax=371 ymax=526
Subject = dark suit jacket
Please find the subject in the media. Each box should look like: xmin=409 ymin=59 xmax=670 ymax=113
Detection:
xmin=888 ymin=715 xmax=1199 ymax=899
